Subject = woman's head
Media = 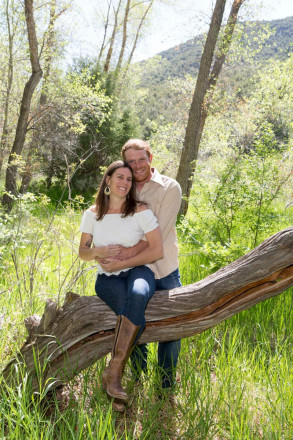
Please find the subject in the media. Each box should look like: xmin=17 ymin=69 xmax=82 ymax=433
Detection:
xmin=95 ymin=161 xmax=139 ymax=220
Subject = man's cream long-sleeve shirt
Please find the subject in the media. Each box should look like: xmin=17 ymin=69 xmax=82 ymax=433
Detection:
xmin=137 ymin=168 xmax=181 ymax=280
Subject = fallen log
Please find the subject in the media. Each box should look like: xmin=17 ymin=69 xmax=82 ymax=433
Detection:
xmin=3 ymin=226 xmax=293 ymax=392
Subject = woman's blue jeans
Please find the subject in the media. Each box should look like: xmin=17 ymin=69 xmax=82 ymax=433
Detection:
xmin=95 ymin=265 xmax=156 ymax=342
xmin=131 ymin=268 xmax=182 ymax=389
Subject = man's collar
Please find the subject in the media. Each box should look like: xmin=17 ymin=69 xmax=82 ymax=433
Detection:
xmin=150 ymin=168 xmax=165 ymax=187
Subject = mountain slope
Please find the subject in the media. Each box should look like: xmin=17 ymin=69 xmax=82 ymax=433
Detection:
xmin=141 ymin=16 xmax=293 ymax=86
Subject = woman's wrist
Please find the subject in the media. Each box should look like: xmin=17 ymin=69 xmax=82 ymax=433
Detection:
xmin=93 ymin=246 xmax=104 ymax=259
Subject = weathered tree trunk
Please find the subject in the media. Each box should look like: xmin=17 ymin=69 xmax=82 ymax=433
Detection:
xmin=2 ymin=0 xmax=43 ymax=211
xmin=97 ymin=0 xmax=112 ymax=64
xmin=20 ymin=0 xmax=59 ymax=193
xmin=176 ymin=0 xmax=245 ymax=215
xmin=3 ymin=226 xmax=293 ymax=392
xmin=0 ymin=0 xmax=14 ymax=174
xmin=104 ymin=0 xmax=122 ymax=73
xmin=124 ymin=0 xmax=154 ymax=70
xmin=115 ymin=0 xmax=131 ymax=71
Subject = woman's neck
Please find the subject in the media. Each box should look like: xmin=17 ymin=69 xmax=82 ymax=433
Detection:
xmin=107 ymin=196 xmax=126 ymax=214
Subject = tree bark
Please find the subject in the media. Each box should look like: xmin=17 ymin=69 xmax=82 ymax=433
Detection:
xmin=0 ymin=0 xmax=14 ymax=174
xmin=115 ymin=0 xmax=131 ymax=71
xmin=104 ymin=0 xmax=123 ymax=73
xmin=2 ymin=0 xmax=43 ymax=211
xmin=176 ymin=0 xmax=245 ymax=215
xmin=3 ymin=226 xmax=293 ymax=392
xmin=125 ymin=0 xmax=154 ymax=70
xmin=20 ymin=0 xmax=58 ymax=193
xmin=97 ymin=0 xmax=112 ymax=64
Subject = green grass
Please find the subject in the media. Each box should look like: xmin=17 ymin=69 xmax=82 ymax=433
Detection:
xmin=0 ymin=198 xmax=292 ymax=439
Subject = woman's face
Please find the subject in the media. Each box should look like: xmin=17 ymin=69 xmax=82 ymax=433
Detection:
xmin=107 ymin=167 xmax=133 ymax=198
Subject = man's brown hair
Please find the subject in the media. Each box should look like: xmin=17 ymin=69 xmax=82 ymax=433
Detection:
xmin=121 ymin=138 xmax=152 ymax=160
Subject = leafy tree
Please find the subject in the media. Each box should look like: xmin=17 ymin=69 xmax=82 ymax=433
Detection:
xmin=19 ymin=0 xmax=71 ymax=193
xmin=177 ymin=52 xmax=293 ymax=268
xmin=65 ymin=61 xmax=141 ymax=192
xmin=97 ymin=0 xmax=157 ymax=73
xmin=0 ymin=0 xmax=28 ymax=173
xmin=2 ymin=0 xmax=43 ymax=211
xmin=1 ymin=0 xmax=73 ymax=210
xmin=22 ymin=67 xmax=111 ymax=193
xmin=181 ymin=126 xmax=292 ymax=271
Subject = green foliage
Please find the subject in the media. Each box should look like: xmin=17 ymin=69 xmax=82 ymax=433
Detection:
xmin=250 ymin=54 xmax=293 ymax=131
xmin=67 ymin=60 xmax=142 ymax=192
xmin=148 ymin=118 xmax=184 ymax=178
xmin=177 ymin=122 xmax=293 ymax=271
xmin=0 ymin=193 xmax=91 ymax=319
xmin=31 ymin=66 xmax=111 ymax=191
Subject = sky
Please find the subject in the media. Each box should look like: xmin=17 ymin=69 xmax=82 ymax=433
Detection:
xmin=66 ymin=0 xmax=293 ymax=64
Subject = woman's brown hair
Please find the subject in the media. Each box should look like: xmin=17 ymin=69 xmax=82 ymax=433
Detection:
xmin=95 ymin=161 xmax=141 ymax=220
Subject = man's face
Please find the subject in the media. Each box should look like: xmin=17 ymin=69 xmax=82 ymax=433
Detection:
xmin=124 ymin=148 xmax=153 ymax=184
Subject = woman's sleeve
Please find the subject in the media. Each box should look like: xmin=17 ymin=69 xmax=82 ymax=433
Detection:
xmin=137 ymin=209 xmax=159 ymax=234
xmin=79 ymin=210 xmax=95 ymax=235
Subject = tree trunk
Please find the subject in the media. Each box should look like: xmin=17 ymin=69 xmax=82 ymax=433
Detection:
xmin=20 ymin=0 xmax=57 ymax=193
xmin=2 ymin=0 xmax=43 ymax=211
xmin=176 ymin=0 xmax=245 ymax=215
xmin=3 ymin=226 xmax=293 ymax=392
xmin=104 ymin=0 xmax=122 ymax=73
xmin=124 ymin=0 xmax=154 ymax=70
xmin=115 ymin=0 xmax=131 ymax=71
xmin=97 ymin=0 xmax=112 ymax=64
xmin=0 ymin=0 xmax=14 ymax=174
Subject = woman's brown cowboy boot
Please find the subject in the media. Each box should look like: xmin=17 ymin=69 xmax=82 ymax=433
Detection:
xmin=112 ymin=398 xmax=126 ymax=412
xmin=102 ymin=315 xmax=140 ymax=401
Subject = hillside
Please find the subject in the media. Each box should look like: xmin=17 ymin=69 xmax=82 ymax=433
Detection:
xmin=135 ymin=16 xmax=293 ymax=130
xmin=140 ymin=16 xmax=293 ymax=86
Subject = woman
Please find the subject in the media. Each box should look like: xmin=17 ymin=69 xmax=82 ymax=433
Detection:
xmin=79 ymin=161 xmax=163 ymax=412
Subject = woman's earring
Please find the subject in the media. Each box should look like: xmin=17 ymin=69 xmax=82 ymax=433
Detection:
xmin=104 ymin=185 xmax=111 ymax=196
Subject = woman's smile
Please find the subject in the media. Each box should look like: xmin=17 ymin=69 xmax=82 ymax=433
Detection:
xmin=108 ymin=167 xmax=133 ymax=197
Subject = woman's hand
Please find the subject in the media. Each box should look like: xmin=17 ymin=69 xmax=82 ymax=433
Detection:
xmin=79 ymin=233 xmax=121 ymax=261
xmin=96 ymin=245 xmax=121 ymax=259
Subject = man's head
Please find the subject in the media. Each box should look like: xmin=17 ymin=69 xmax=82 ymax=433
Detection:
xmin=121 ymin=138 xmax=152 ymax=160
xmin=121 ymin=139 xmax=153 ymax=185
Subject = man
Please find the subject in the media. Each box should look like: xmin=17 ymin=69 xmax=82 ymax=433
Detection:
xmin=120 ymin=138 xmax=182 ymax=391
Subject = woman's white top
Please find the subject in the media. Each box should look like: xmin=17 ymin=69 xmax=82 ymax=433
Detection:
xmin=80 ymin=208 xmax=158 ymax=276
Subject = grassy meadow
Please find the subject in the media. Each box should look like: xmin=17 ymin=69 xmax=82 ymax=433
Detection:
xmin=0 ymin=194 xmax=292 ymax=440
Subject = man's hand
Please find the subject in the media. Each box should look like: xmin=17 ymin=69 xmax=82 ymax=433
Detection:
xmin=116 ymin=241 xmax=149 ymax=260
xmin=99 ymin=258 xmax=124 ymax=273
xmin=114 ymin=245 xmax=135 ymax=260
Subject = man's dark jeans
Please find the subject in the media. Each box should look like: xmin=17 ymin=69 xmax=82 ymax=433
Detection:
xmin=131 ymin=268 xmax=182 ymax=388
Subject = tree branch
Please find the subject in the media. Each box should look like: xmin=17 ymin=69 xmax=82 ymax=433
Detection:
xmin=3 ymin=226 xmax=293 ymax=392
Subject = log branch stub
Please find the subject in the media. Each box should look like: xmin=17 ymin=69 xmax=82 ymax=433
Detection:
xmin=39 ymin=299 xmax=59 ymax=334
xmin=24 ymin=314 xmax=41 ymax=341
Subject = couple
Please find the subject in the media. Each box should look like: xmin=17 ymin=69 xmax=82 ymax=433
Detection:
xmin=79 ymin=139 xmax=182 ymax=412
